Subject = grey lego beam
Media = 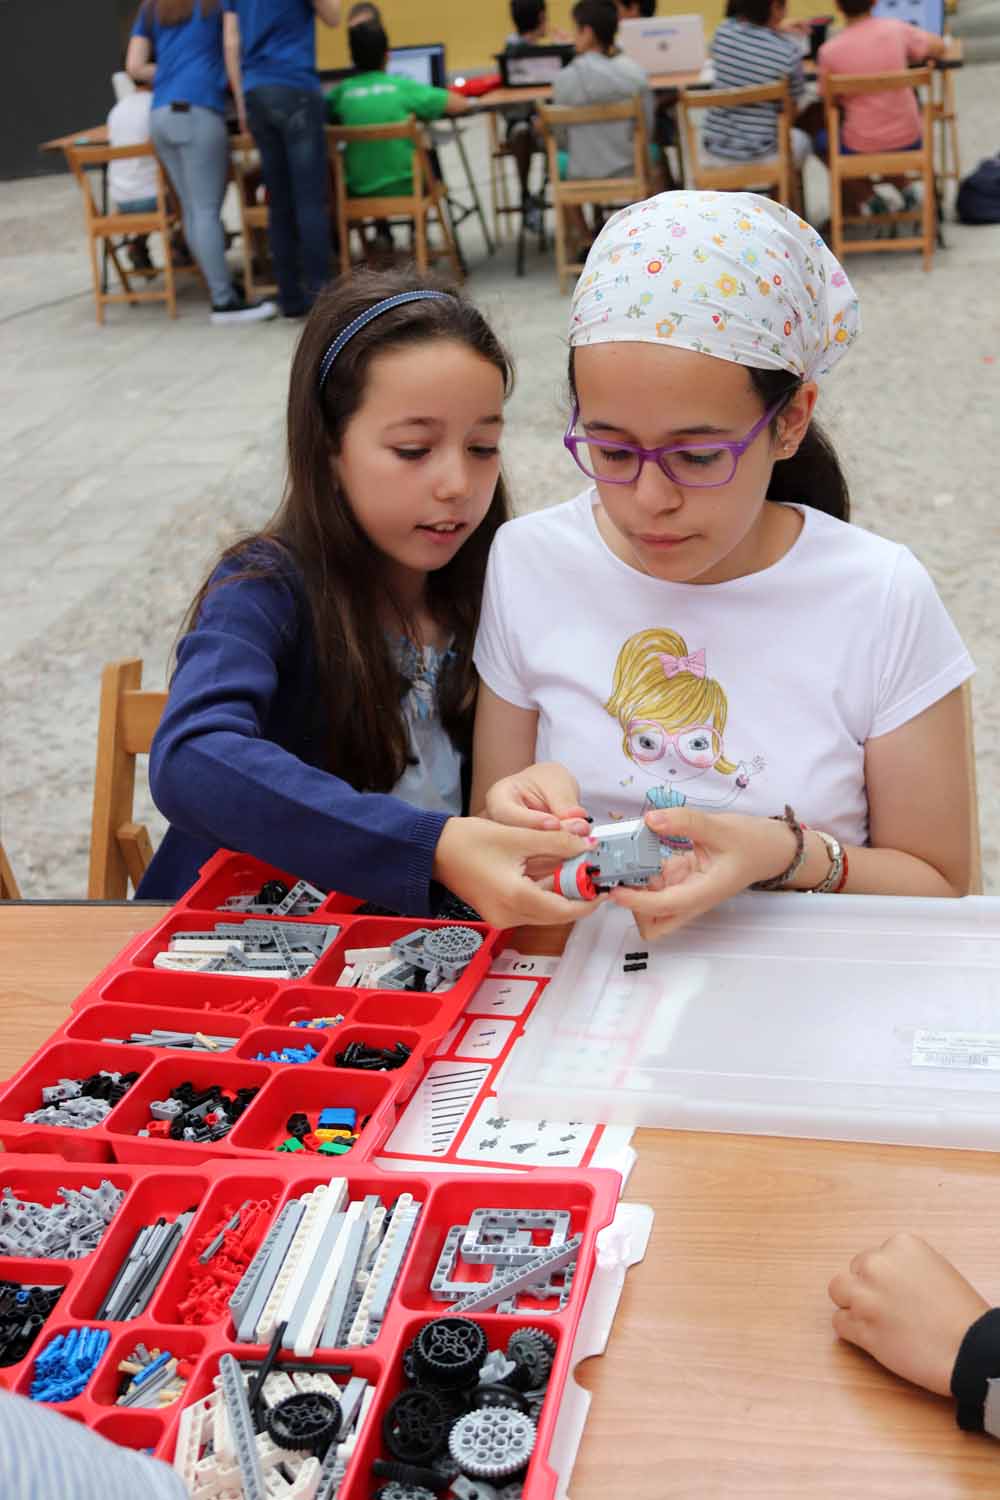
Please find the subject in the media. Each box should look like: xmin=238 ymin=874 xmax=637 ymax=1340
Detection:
xmin=219 ymin=1354 xmax=266 ymax=1500
xmin=335 ymin=1377 xmax=368 ymax=1437
xmin=364 ymin=1203 xmax=422 ymax=1331
xmin=448 ymin=1234 xmax=583 ymax=1314
xmin=282 ymin=1211 xmax=346 ymax=1351
xmin=319 ymin=1215 xmax=370 ymax=1350
xmin=234 ymin=1199 xmax=305 ymax=1343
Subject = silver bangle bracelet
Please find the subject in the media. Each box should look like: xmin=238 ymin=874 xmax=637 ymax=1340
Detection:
xmin=807 ymin=830 xmax=845 ymax=894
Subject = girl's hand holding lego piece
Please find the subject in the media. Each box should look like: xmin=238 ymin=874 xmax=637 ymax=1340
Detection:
xmin=433 ymin=816 xmax=602 ymax=928
xmin=828 ymin=1233 xmax=990 ymax=1397
xmin=484 ymin=762 xmax=592 ymax=836
xmin=609 ymin=806 xmax=797 ymax=939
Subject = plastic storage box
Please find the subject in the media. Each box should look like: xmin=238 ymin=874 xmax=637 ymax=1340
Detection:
xmin=497 ymin=894 xmax=1000 ymax=1147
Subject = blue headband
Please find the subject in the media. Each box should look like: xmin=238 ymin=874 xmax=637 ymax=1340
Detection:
xmin=317 ymin=290 xmax=454 ymax=393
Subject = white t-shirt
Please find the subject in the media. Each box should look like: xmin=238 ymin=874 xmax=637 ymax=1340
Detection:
xmin=473 ymin=490 xmax=973 ymax=848
xmin=107 ymin=92 xmax=158 ymax=205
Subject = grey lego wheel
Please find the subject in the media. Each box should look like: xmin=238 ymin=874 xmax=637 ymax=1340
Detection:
xmin=448 ymin=1408 xmax=536 ymax=1480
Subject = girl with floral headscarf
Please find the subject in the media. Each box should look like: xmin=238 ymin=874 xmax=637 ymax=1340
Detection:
xmin=473 ymin=190 xmax=975 ymax=940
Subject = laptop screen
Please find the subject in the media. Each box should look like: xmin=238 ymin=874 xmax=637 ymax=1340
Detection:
xmin=386 ymin=44 xmax=447 ymax=89
xmin=872 ymin=0 xmax=945 ymax=32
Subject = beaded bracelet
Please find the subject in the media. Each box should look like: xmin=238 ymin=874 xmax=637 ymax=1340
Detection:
xmin=751 ymin=806 xmax=806 ymax=891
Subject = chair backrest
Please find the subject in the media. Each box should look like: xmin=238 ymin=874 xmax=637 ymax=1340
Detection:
xmin=537 ymin=95 xmax=650 ymax=186
xmin=0 ymin=841 xmax=20 ymax=900
xmin=679 ymin=79 xmax=793 ymax=196
xmin=326 ymin=118 xmax=432 ymax=206
xmin=822 ymin=66 xmax=933 ymax=166
xmin=64 ymin=142 xmax=169 ymax=224
xmin=89 ymin=658 xmax=168 ymax=899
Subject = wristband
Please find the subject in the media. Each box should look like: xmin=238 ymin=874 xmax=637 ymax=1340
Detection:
xmin=951 ymin=1307 xmax=1000 ymax=1431
xmin=751 ymin=806 xmax=806 ymax=891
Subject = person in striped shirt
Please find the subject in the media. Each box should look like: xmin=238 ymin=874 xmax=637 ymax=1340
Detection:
xmin=703 ymin=0 xmax=813 ymax=168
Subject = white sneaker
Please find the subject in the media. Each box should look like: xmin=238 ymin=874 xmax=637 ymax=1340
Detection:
xmin=210 ymin=294 xmax=277 ymax=325
xmin=872 ymin=182 xmax=905 ymax=212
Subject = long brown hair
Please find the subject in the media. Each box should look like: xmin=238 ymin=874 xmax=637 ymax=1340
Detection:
xmin=182 ymin=269 xmax=514 ymax=794
xmin=142 ymin=0 xmax=220 ymax=26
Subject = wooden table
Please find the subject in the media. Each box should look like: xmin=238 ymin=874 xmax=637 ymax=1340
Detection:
xmin=2 ymin=902 xmax=998 ymax=1495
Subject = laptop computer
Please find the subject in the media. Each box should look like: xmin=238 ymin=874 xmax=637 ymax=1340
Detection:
xmin=872 ymin=0 xmax=945 ymax=33
xmin=495 ymin=44 xmax=576 ymax=88
xmin=617 ymin=15 xmax=707 ymax=75
xmin=387 ymin=43 xmax=448 ymax=89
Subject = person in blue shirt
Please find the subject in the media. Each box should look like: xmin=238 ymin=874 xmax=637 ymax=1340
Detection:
xmin=138 ymin=269 xmax=598 ymax=928
xmin=223 ymin=0 xmax=341 ymax=318
xmin=127 ymin=0 xmax=276 ymax=323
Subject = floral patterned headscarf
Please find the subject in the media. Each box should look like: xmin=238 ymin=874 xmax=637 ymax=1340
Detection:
xmin=569 ymin=190 xmax=860 ymax=381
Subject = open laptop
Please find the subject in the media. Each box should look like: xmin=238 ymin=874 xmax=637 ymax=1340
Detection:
xmin=495 ymin=44 xmax=576 ymax=88
xmin=872 ymin=0 xmax=945 ymax=32
xmin=387 ymin=43 xmax=448 ymax=89
xmin=617 ymin=15 xmax=707 ymax=75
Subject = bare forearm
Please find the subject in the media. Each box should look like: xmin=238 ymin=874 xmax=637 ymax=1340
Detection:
xmin=225 ymin=48 xmax=247 ymax=127
xmin=785 ymin=830 xmax=965 ymax=897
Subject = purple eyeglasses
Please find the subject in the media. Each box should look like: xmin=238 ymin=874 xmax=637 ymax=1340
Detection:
xmin=563 ymin=395 xmax=790 ymax=490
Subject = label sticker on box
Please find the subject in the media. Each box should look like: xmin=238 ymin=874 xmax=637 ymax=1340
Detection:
xmin=911 ymin=1030 xmax=1000 ymax=1070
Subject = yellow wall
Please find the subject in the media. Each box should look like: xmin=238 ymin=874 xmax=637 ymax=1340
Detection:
xmin=317 ymin=0 xmax=827 ymax=74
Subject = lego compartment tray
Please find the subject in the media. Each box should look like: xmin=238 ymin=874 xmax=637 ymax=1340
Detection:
xmin=496 ymin=894 xmax=1000 ymax=1148
xmin=0 ymin=1155 xmax=651 ymax=1500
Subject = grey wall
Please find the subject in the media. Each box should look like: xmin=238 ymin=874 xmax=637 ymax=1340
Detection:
xmin=0 ymin=0 xmax=139 ymax=179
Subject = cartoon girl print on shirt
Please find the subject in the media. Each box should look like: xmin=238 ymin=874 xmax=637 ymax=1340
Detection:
xmin=604 ymin=627 xmax=764 ymax=816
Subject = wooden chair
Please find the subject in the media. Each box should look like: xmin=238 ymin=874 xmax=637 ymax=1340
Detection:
xmin=537 ymin=96 xmax=653 ymax=295
xmin=230 ymin=133 xmax=278 ymax=304
xmin=326 ymin=120 xmax=463 ymax=279
xmin=487 ymin=112 xmax=519 ymax=243
xmin=0 ymin=841 xmax=21 ymax=900
xmin=932 ymin=58 xmax=961 ymax=188
xmin=823 ymin=67 xmax=936 ymax=271
xmin=65 ymin=142 xmax=182 ymax=325
xmin=677 ymin=79 xmax=799 ymax=212
xmin=89 ymin=659 xmax=167 ymax=899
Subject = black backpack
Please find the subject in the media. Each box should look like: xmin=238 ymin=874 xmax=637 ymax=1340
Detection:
xmin=956 ymin=154 xmax=1000 ymax=224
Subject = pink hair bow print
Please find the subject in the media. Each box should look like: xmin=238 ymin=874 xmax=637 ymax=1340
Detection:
xmin=658 ymin=648 xmax=706 ymax=679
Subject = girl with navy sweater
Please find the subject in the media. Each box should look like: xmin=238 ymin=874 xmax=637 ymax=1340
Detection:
xmin=138 ymin=272 xmax=598 ymax=926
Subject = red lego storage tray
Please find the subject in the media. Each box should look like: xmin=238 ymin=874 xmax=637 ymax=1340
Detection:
xmin=0 ymin=1154 xmax=628 ymax=1500
xmin=0 ymin=852 xmax=502 ymax=1166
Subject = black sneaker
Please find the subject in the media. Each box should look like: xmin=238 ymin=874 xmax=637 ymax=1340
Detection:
xmin=523 ymin=193 xmax=545 ymax=234
xmin=210 ymin=293 xmax=277 ymax=325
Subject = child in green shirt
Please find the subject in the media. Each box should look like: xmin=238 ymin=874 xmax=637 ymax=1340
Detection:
xmin=327 ymin=20 xmax=468 ymax=197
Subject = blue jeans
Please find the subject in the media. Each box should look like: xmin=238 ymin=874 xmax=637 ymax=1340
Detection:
xmin=150 ymin=104 xmax=233 ymax=306
xmin=245 ymin=85 xmax=332 ymax=313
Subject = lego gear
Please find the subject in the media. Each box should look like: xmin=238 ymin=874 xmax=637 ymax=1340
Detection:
xmin=372 ymin=1458 xmax=449 ymax=1491
xmin=448 ymin=1408 xmax=536 ymax=1480
xmin=421 ymin=926 xmax=482 ymax=966
xmin=498 ymin=1486 xmax=524 ymax=1500
xmin=265 ymin=1390 xmax=342 ymax=1455
xmin=504 ymin=1329 xmax=554 ymax=1391
xmin=374 ymin=1487 xmax=437 ymax=1500
xmin=510 ymin=1327 xmax=556 ymax=1360
xmin=468 ymin=1383 xmax=529 ymax=1415
xmin=382 ymin=1388 xmax=454 ymax=1462
xmin=413 ymin=1317 xmax=488 ymax=1390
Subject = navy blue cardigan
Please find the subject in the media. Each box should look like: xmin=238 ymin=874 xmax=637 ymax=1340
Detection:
xmin=138 ymin=556 xmax=450 ymax=912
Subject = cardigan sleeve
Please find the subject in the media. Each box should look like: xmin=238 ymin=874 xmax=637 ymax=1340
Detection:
xmin=148 ymin=561 xmax=449 ymax=915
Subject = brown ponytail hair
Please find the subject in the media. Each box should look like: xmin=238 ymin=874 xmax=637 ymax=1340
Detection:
xmin=181 ymin=268 xmax=514 ymax=794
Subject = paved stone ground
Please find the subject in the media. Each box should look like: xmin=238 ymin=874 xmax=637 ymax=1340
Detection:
xmin=1 ymin=65 xmax=998 ymax=896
